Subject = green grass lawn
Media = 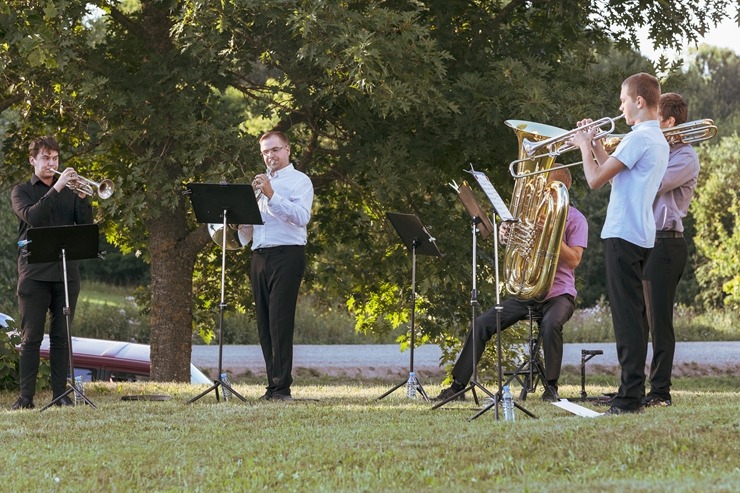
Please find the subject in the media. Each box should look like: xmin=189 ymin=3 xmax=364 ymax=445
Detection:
xmin=2 ymin=375 xmax=738 ymax=492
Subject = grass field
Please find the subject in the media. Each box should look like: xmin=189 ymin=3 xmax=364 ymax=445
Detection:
xmin=2 ymin=373 xmax=738 ymax=492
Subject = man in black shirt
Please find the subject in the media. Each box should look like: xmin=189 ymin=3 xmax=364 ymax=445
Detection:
xmin=10 ymin=135 xmax=93 ymax=410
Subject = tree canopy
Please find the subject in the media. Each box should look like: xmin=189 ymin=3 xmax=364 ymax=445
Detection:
xmin=1 ymin=0 xmax=737 ymax=380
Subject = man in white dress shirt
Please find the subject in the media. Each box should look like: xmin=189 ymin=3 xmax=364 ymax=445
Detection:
xmin=249 ymin=131 xmax=313 ymax=401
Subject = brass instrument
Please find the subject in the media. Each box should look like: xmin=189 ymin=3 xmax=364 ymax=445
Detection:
xmin=503 ymin=119 xmax=571 ymax=300
xmin=208 ymin=165 xmax=272 ymax=249
xmin=663 ymin=118 xmax=717 ymax=145
xmin=603 ymin=118 xmax=718 ymax=153
xmin=207 ymin=223 xmax=247 ymax=250
xmin=509 ymin=115 xmax=624 ymax=179
xmin=51 ymin=169 xmax=115 ymax=199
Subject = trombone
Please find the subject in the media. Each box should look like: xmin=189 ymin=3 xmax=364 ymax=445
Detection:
xmin=509 ymin=117 xmax=718 ymax=179
xmin=51 ymin=169 xmax=115 ymax=199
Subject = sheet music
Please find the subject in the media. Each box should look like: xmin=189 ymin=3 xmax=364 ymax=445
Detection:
xmin=551 ymin=399 xmax=603 ymax=418
xmin=465 ymin=166 xmax=515 ymax=221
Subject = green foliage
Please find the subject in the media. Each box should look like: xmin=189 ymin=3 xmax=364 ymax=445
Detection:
xmin=72 ymin=299 xmax=150 ymax=343
xmin=0 ymin=319 xmax=51 ymax=392
xmin=692 ymin=135 xmax=740 ymax=308
xmin=2 ymin=0 xmax=736 ymax=381
xmin=0 ymin=188 xmax=18 ymax=314
xmin=0 ymin=327 xmax=21 ymax=390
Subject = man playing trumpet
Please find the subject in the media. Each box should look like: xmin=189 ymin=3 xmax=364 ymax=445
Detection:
xmin=570 ymin=72 xmax=669 ymax=415
xmin=245 ymin=131 xmax=313 ymax=401
xmin=10 ymin=135 xmax=93 ymax=410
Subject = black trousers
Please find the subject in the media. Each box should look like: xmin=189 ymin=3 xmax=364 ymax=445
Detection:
xmin=604 ymin=238 xmax=651 ymax=410
xmin=250 ymin=246 xmax=305 ymax=396
xmin=17 ymin=277 xmax=79 ymax=398
xmin=643 ymin=237 xmax=687 ymax=399
xmin=451 ymin=294 xmax=576 ymax=386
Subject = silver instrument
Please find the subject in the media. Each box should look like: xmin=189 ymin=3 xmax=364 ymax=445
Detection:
xmin=208 ymin=163 xmax=272 ymax=249
xmin=51 ymin=169 xmax=115 ymax=199
xmin=508 ymin=115 xmax=625 ymax=179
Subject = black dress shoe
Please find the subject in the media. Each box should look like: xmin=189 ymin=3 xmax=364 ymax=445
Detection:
xmin=11 ymin=396 xmax=35 ymax=410
xmin=53 ymin=395 xmax=75 ymax=407
xmin=432 ymin=385 xmax=466 ymax=402
xmin=602 ymin=404 xmax=644 ymax=416
xmin=541 ymin=387 xmax=560 ymax=402
xmin=268 ymin=393 xmax=293 ymax=401
xmin=644 ymin=394 xmax=672 ymax=407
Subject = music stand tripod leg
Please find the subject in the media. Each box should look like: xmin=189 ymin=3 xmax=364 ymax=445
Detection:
xmin=41 ymin=247 xmax=96 ymax=411
xmin=469 ymin=215 xmax=537 ymax=421
xmin=189 ymin=210 xmax=246 ymax=404
xmin=378 ymin=241 xmax=429 ymax=402
xmin=433 ymin=220 xmax=496 ymax=411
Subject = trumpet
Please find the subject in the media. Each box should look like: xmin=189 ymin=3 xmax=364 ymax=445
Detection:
xmin=207 ymin=164 xmax=272 ymax=249
xmin=51 ymin=169 xmax=115 ymax=199
xmin=508 ymin=115 xmax=625 ymax=175
xmin=252 ymin=162 xmax=274 ymax=199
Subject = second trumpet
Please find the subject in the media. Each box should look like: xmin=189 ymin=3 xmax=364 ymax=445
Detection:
xmin=52 ymin=169 xmax=115 ymax=199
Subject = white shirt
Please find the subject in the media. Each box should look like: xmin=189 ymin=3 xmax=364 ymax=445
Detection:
xmin=603 ymin=120 xmax=669 ymax=248
xmin=248 ymin=164 xmax=313 ymax=249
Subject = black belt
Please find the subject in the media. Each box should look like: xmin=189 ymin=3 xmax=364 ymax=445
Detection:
xmin=655 ymin=231 xmax=683 ymax=239
xmin=253 ymin=245 xmax=304 ymax=255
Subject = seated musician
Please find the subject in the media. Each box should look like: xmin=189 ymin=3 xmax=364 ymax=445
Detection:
xmin=433 ymin=168 xmax=588 ymax=402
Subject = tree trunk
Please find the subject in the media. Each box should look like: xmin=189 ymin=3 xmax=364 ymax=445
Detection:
xmin=147 ymin=201 xmax=208 ymax=382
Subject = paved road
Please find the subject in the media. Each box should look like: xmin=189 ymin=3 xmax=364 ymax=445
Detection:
xmin=192 ymin=341 xmax=740 ymax=377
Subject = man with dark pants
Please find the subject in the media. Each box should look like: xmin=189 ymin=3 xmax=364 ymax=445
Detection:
xmin=434 ymin=168 xmax=587 ymax=403
xmin=11 ymin=135 xmax=93 ymax=410
xmin=245 ymin=131 xmax=313 ymax=401
xmin=571 ymin=73 xmax=669 ymax=415
xmin=643 ymin=93 xmax=700 ymax=408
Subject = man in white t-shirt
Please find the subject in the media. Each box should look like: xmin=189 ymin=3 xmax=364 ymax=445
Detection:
xmin=570 ymin=73 xmax=669 ymax=415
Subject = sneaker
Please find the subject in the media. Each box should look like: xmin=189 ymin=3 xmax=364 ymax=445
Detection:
xmin=432 ymin=386 xmax=466 ymax=402
xmin=602 ymin=404 xmax=644 ymax=416
xmin=644 ymin=394 xmax=672 ymax=407
xmin=11 ymin=396 xmax=35 ymax=410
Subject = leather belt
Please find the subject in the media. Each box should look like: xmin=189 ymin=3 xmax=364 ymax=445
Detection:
xmin=655 ymin=231 xmax=683 ymax=239
xmin=253 ymin=245 xmax=304 ymax=254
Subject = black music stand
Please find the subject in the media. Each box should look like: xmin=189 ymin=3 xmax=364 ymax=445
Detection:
xmin=27 ymin=224 xmax=101 ymax=411
xmin=185 ymin=183 xmax=262 ymax=404
xmin=465 ymin=167 xmax=536 ymax=421
xmin=378 ymin=212 xmax=442 ymax=402
xmin=432 ymin=181 xmax=497 ymax=412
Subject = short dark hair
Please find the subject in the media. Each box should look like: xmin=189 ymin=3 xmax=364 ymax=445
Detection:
xmin=259 ymin=131 xmax=290 ymax=145
xmin=28 ymin=135 xmax=60 ymax=158
xmin=659 ymin=93 xmax=688 ymax=126
xmin=548 ymin=166 xmax=572 ymax=190
xmin=622 ymin=72 xmax=661 ymax=109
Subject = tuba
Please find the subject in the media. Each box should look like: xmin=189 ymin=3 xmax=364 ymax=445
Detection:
xmin=503 ymin=120 xmax=571 ymax=300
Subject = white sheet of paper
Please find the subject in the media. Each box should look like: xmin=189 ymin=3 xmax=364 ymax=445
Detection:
xmin=467 ymin=169 xmax=515 ymax=221
xmin=551 ymin=399 xmax=603 ymax=418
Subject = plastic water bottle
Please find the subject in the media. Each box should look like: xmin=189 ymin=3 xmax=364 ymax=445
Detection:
xmin=406 ymin=372 xmax=417 ymax=399
xmin=502 ymin=385 xmax=515 ymax=422
xmin=220 ymin=372 xmax=232 ymax=401
xmin=74 ymin=375 xmax=85 ymax=405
